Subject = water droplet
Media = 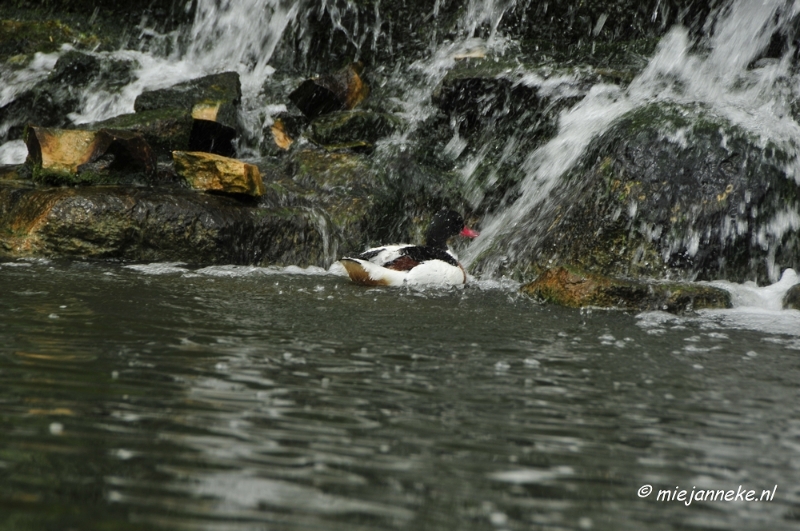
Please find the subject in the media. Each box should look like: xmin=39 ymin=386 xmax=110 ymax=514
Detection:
xmin=489 ymin=512 xmax=508 ymax=526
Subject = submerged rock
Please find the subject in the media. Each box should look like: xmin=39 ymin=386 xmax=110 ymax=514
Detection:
xmin=173 ymin=151 xmax=265 ymax=197
xmin=522 ymin=267 xmax=732 ymax=313
xmin=266 ymin=113 xmax=309 ymax=153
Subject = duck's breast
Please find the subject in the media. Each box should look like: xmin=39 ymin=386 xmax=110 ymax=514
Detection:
xmin=405 ymin=259 xmax=466 ymax=286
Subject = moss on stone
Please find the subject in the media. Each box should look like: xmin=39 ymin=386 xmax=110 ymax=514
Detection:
xmin=522 ymin=266 xmax=731 ymax=313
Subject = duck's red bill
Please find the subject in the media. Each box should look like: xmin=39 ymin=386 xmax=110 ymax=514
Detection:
xmin=460 ymin=227 xmax=480 ymax=238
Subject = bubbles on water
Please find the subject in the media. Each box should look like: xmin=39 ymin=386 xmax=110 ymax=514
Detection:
xmin=494 ymin=361 xmax=511 ymax=371
xmin=523 ymin=358 xmax=540 ymax=368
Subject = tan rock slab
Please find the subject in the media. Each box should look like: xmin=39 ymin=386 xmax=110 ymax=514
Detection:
xmin=173 ymin=151 xmax=265 ymax=197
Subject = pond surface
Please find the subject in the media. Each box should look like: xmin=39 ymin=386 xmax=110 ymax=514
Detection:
xmin=1 ymin=260 xmax=799 ymax=530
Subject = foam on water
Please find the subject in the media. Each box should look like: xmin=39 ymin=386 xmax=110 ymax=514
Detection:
xmin=122 ymin=262 xmax=338 ymax=278
xmin=639 ymin=268 xmax=800 ymax=336
xmin=0 ymin=140 xmax=27 ymax=165
xmin=708 ymin=268 xmax=800 ymax=311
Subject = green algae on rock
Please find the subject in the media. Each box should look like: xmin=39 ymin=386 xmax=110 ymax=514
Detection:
xmin=473 ymin=104 xmax=800 ymax=285
xmin=522 ymin=267 xmax=732 ymax=313
xmin=305 ymin=110 xmax=399 ymax=152
xmin=24 ymin=126 xmax=156 ymax=186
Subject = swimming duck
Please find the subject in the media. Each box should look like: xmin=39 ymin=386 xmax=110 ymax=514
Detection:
xmin=340 ymin=210 xmax=479 ymax=286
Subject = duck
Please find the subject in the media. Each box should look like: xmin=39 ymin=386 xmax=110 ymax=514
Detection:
xmin=340 ymin=209 xmax=479 ymax=287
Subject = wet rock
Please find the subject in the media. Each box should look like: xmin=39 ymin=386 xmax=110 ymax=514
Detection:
xmin=265 ymin=112 xmax=309 ymax=153
xmin=784 ymin=284 xmax=800 ymax=310
xmin=0 ymin=183 xmax=347 ymax=266
xmin=88 ymin=109 xmax=194 ymax=161
xmin=306 ymin=110 xmax=399 ymax=151
xmin=475 ymin=104 xmax=800 ymax=284
xmin=24 ymin=126 xmax=156 ymax=185
xmin=289 ymin=63 xmax=369 ymax=119
xmin=522 ymin=267 xmax=732 ymax=313
xmin=0 ymin=20 xmax=100 ymax=61
xmin=119 ymin=72 xmax=242 ymax=158
xmin=173 ymin=151 xmax=265 ymax=197
xmin=0 ymin=50 xmax=137 ymax=142
xmin=134 ymin=72 xmax=242 ymax=130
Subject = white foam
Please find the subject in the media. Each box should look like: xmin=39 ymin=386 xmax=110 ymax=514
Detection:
xmin=124 ymin=262 xmax=189 ymax=275
xmin=0 ymin=140 xmax=27 ymax=165
xmin=638 ymin=270 xmax=800 ymax=335
xmin=707 ymin=268 xmax=800 ymax=311
xmin=464 ymin=0 xmax=800 ymax=279
xmin=196 ymin=264 xmax=333 ymax=278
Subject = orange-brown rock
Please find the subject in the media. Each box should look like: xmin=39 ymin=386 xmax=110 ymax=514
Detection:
xmin=172 ymin=151 xmax=265 ymax=196
xmin=23 ymin=126 xmax=156 ymax=184
xmin=521 ymin=267 xmax=731 ymax=313
xmin=289 ymin=63 xmax=370 ymax=119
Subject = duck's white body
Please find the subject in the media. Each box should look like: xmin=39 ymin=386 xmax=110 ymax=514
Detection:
xmin=340 ymin=244 xmax=467 ymax=287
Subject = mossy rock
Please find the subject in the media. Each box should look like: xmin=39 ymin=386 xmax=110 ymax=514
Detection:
xmin=473 ymin=103 xmax=800 ymax=284
xmin=134 ymin=72 xmax=242 ymax=130
xmin=1 ymin=49 xmax=138 ymax=143
xmin=0 ymin=19 xmax=101 ymax=61
xmin=88 ymin=109 xmax=193 ymax=160
xmin=522 ymin=267 xmax=731 ymax=313
xmin=0 ymin=182 xmax=348 ymax=267
xmin=305 ymin=110 xmax=400 ymax=151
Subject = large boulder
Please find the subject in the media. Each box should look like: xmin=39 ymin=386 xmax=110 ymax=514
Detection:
xmin=0 ymin=183 xmax=344 ymax=266
xmin=0 ymin=147 xmax=392 ymax=266
xmin=472 ymin=104 xmax=800 ymax=284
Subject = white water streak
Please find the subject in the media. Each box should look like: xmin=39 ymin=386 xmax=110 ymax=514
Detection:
xmin=464 ymin=0 xmax=800 ymax=275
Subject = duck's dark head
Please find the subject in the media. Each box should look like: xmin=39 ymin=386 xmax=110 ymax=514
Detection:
xmin=425 ymin=210 xmax=479 ymax=249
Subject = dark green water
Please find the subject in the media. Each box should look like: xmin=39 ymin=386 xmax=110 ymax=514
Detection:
xmin=1 ymin=260 xmax=799 ymax=530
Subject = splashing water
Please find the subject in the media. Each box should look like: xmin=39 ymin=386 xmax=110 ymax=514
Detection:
xmin=463 ymin=0 xmax=800 ymax=277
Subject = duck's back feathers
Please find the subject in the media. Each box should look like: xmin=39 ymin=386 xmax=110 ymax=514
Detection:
xmin=340 ymin=210 xmax=478 ymax=287
xmin=342 ymin=244 xmax=465 ymax=286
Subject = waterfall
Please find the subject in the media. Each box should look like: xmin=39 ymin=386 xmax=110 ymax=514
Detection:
xmin=463 ymin=0 xmax=800 ymax=278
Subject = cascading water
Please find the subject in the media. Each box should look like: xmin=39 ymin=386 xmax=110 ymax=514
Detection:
xmin=1 ymin=0 xmax=799 ymax=296
xmin=464 ymin=0 xmax=800 ymax=276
